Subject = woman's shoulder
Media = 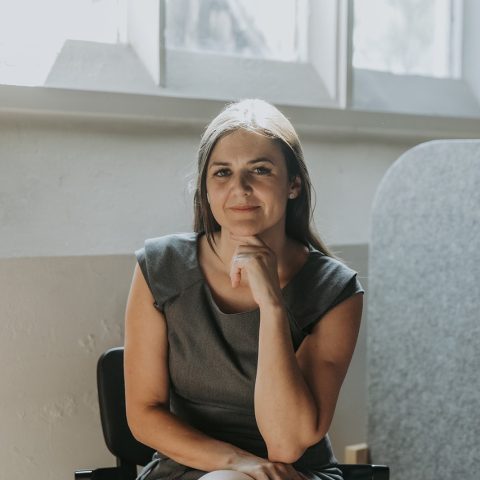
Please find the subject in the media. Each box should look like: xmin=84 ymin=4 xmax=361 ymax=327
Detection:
xmin=287 ymin=247 xmax=364 ymax=334
xmin=138 ymin=232 xmax=200 ymax=277
xmin=135 ymin=232 xmax=203 ymax=311
xmin=141 ymin=232 xmax=197 ymax=254
xmin=308 ymin=249 xmax=356 ymax=275
xmin=286 ymin=238 xmax=356 ymax=280
xmin=302 ymin=249 xmax=363 ymax=299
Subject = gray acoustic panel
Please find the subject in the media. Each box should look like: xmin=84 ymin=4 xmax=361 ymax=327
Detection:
xmin=367 ymin=140 xmax=480 ymax=480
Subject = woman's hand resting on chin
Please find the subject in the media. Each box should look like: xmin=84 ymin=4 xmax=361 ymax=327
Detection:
xmin=229 ymin=234 xmax=284 ymax=310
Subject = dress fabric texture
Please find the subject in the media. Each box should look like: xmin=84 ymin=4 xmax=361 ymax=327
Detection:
xmin=134 ymin=232 xmax=364 ymax=480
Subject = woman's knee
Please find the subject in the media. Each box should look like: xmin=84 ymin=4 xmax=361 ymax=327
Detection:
xmin=197 ymin=470 xmax=252 ymax=480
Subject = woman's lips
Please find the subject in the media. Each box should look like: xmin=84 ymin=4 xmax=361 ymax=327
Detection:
xmin=229 ymin=205 xmax=260 ymax=212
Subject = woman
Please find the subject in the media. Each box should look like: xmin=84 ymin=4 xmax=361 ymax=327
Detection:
xmin=125 ymin=99 xmax=363 ymax=480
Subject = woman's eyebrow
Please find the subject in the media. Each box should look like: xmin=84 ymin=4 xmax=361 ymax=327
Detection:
xmin=208 ymin=161 xmax=229 ymax=168
xmin=209 ymin=157 xmax=275 ymax=169
xmin=248 ymin=157 xmax=275 ymax=165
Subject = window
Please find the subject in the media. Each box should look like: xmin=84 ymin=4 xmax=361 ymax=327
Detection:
xmin=155 ymin=0 xmax=340 ymax=107
xmin=353 ymin=0 xmax=462 ymax=79
xmin=165 ymin=0 xmax=308 ymax=63
xmin=0 ymin=0 xmax=127 ymax=87
xmin=1 ymin=0 xmax=479 ymax=122
xmin=350 ymin=0 xmax=480 ymax=117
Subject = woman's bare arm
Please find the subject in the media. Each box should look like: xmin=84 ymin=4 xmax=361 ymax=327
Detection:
xmin=254 ymin=294 xmax=363 ymax=463
xmin=226 ymin=234 xmax=362 ymax=463
xmin=124 ymin=264 xmax=252 ymax=472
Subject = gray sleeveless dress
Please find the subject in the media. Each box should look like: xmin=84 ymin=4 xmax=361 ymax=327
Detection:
xmin=134 ymin=232 xmax=364 ymax=480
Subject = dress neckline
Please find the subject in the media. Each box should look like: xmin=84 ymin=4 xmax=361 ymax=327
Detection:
xmin=192 ymin=231 xmax=316 ymax=317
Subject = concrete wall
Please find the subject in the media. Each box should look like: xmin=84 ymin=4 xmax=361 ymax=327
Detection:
xmin=0 ymin=110 xmax=414 ymax=479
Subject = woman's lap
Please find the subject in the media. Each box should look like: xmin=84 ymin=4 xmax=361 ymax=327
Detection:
xmin=197 ymin=471 xmax=252 ymax=480
xmin=195 ymin=466 xmax=343 ymax=480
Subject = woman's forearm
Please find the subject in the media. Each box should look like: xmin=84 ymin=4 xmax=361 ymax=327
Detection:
xmin=128 ymin=405 xmax=253 ymax=472
xmin=254 ymin=303 xmax=319 ymax=463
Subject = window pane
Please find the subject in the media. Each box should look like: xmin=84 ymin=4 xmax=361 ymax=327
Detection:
xmin=165 ymin=0 xmax=308 ymax=62
xmin=352 ymin=0 xmax=461 ymax=78
xmin=0 ymin=0 xmax=127 ymax=86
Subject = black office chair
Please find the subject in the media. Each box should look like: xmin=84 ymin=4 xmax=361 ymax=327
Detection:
xmin=75 ymin=347 xmax=389 ymax=480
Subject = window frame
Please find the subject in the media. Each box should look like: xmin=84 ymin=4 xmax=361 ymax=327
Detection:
xmin=1 ymin=0 xmax=480 ymax=138
xmin=349 ymin=0 xmax=480 ymax=118
xmin=152 ymin=0 xmax=344 ymax=108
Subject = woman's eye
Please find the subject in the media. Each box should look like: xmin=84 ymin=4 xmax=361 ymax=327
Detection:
xmin=213 ymin=169 xmax=231 ymax=177
xmin=253 ymin=166 xmax=271 ymax=175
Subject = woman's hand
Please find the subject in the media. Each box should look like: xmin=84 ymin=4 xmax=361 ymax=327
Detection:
xmin=229 ymin=234 xmax=283 ymax=309
xmin=230 ymin=452 xmax=307 ymax=480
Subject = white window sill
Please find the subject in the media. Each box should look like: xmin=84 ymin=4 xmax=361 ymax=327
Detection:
xmin=2 ymin=39 xmax=479 ymax=141
xmin=2 ymin=83 xmax=480 ymax=142
xmin=353 ymin=68 xmax=480 ymax=118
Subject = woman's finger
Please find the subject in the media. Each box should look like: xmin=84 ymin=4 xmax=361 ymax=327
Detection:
xmin=230 ymin=253 xmax=251 ymax=287
xmin=230 ymin=262 xmax=242 ymax=287
xmin=232 ymin=243 xmax=273 ymax=263
xmin=230 ymin=233 xmax=267 ymax=247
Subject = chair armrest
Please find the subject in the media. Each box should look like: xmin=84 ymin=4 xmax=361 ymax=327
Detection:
xmin=75 ymin=470 xmax=93 ymax=479
xmin=75 ymin=466 xmax=136 ymax=480
xmin=337 ymin=463 xmax=390 ymax=480
xmin=371 ymin=465 xmax=390 ymax=480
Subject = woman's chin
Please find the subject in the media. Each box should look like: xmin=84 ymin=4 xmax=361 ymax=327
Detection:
xmin=231 ymin=230 xmax=259 ymax=237
xmin=224 ymin=225 xmax=262 ymax=237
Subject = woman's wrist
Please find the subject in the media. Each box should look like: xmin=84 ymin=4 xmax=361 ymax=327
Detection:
xmin=225 ymin=446 xmax=262 ymax=469
xmin=258 ymin=299 xmax=287 ymax=317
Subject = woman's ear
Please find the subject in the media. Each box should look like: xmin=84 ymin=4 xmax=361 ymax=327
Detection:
xmin=288 ymin=175 xmax=302 ymax=199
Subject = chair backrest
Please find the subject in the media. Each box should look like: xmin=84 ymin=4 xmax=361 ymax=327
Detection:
xmin=97 ymin=347 xmax=155 ymax=467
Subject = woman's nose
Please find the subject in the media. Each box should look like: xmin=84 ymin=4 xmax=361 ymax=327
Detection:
xmin=233 ymin=171 xmax=252 ymax=195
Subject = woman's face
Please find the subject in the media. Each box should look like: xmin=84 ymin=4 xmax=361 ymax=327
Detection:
xmin=205 ymin=129 xmax=299 ymax=237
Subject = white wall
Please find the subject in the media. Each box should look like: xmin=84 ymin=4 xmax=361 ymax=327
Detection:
xmin=0 ymin=112 xmax=407 ymax=257
xmin=0 ymin=110 xmax=415 ymax=479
